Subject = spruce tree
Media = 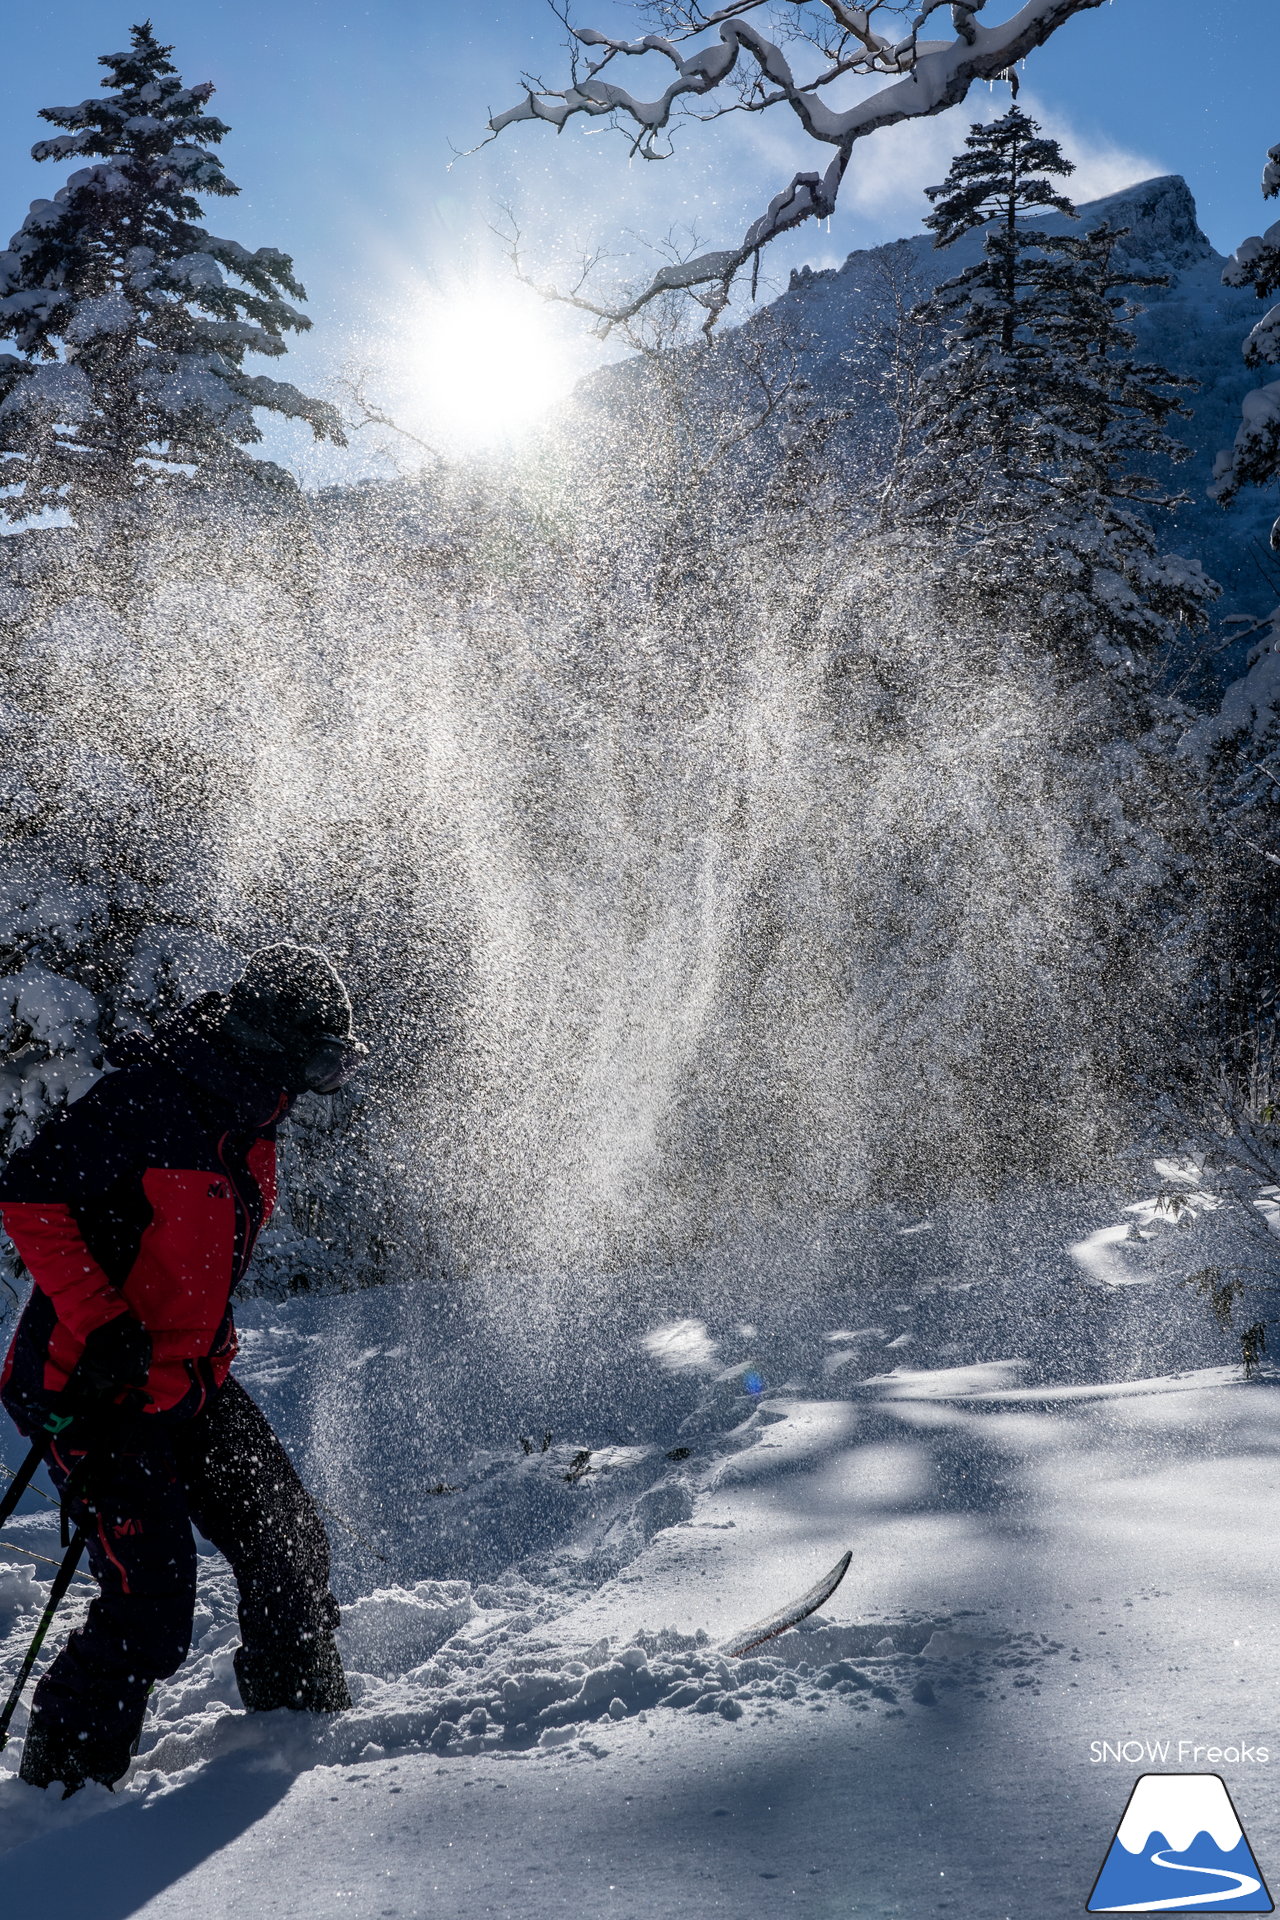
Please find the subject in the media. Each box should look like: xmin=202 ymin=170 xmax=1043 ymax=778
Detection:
xmin=910 ymin=109 xmax=1083 ymax=514
xmin=0 ymin=22 xmax=344 ymax=526
xmin=1213 ymin=138 xmax=1280 ymax=545
xmin=922 ymin=105 xmax=1076 ymax=353
xmin=906 ymin=111 xmax=1215 ymax=676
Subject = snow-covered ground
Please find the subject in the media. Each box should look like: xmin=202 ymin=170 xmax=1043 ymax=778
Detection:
xmin=1 ymin=1174 xmax=1277 ymax=1918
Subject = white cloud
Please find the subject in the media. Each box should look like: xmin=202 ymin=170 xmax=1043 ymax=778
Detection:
xmin=1021 ymin=93 xmax=1166 ymax=204
xmin=833 ymin=89 xmax=1165 ymax=234
xmin=840 ymin=106 xmax=988 ymax=223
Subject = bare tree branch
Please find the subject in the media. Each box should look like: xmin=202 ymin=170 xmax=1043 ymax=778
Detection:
xmin=476 ymin=0 xmax=1105 ymax=333
xmin=336 ymin=370 xmax=442 ymax=470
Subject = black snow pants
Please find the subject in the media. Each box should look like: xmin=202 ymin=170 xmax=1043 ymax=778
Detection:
xmin=29 ymin=1376 xmax=341 ymax=1757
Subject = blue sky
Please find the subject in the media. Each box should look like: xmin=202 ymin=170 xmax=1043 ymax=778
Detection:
xmin=2 ymin=2 xmax=1278 ymax=473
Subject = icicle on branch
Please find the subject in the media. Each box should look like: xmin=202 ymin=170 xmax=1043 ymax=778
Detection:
xmin=479 ymin=0 xmax=1105 ymax=333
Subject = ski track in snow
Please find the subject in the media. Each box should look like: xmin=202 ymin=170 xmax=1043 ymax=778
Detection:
xmin=0 ymin=1190 xmax=1277 ymax=1916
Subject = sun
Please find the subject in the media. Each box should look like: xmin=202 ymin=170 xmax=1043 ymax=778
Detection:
xmin=408 ymin=280 xmax=582 ymax=450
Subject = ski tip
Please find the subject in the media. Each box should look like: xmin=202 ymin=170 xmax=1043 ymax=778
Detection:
xmin=721 ymin=1547 xmax=854 ymax=1658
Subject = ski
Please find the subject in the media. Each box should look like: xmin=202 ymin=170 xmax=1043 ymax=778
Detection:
xmin=721 ymin=1549 xmax=853 ymax=1658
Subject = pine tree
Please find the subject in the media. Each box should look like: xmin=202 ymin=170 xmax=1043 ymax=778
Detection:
xmin=922 ymin=105 xmax=1076 ymax=353
xmin=1213 ymin=139 xmax=1280 ymax=545
xmin=911 ymin=109 xmax=1082 ymax=509
xmin=906 ymin=111 xmax=1216 ymax=676
xmin=0 ymin=22 xmax=344 ymax=527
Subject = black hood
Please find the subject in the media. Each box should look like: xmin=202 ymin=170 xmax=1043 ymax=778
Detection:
xmin=109 ymin=994 xmax=292 ymax=1130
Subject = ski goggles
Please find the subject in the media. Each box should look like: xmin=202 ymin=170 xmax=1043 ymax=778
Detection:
xmin=301 ymin=1033 xmax=368 ymax=1094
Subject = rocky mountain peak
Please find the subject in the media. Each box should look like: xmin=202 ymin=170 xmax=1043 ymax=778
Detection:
xmin=1079 ymin=173 xmax=1215 ymax=269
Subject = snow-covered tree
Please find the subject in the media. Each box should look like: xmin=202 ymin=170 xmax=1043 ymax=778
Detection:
xmin=484 ymin=0 xmax=1105 ymax=333
xmin=0 ymin=24 xmax=349 ymax=1232
xmin=904 ymin=111 xmax=1216 ymax=677
xmin=1212 ymin=139 xmax=1280 ymax=546
xmin=921 ymin=103 xmax=1075 ymax=345
xmin=0 ymin=22 xmax=344 ymax=526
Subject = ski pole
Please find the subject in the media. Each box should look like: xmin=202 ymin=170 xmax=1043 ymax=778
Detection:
xmin=0 ymin=1537 xmax=95 ymax=1581
xmin=0 ymin=1456 xmax=54 ymax=1507
xmin=0 ymin=1439 xmax=48 ymax=1532
xmin=0 ymin=1524 xmax=88 ymax=1752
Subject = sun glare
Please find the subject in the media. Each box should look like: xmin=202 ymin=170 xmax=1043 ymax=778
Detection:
xmin=409 ymin=283 xmax=581 ymax=450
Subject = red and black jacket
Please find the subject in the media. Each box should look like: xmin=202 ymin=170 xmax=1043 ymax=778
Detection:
xmin=0 ymin=1013 xmax=290 ymax=1425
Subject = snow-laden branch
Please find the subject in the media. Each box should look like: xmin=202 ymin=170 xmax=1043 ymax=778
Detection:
xmin=483 ymin=0 xmax=1105 ymax=331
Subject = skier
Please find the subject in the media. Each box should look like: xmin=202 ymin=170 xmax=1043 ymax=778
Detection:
xmin=0 ymin=944 xmax=366 ymax=1794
